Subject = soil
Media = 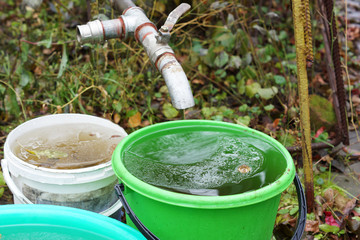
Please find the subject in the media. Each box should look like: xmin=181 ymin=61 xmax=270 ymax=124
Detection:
xmin=0 ymin=186 xmax=14 ymax=205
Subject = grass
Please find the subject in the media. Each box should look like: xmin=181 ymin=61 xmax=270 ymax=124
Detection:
xmin=0 ymin=0 xmax=307 ymax=136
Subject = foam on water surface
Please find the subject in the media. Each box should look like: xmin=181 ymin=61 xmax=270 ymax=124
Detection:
xmin=124 ymin=131 xmax=272 ymax=195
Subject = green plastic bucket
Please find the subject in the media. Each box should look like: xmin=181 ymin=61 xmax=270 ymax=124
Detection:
xmin=0 ymin=204 xmax=146 ymax=240
xmin=112 ymin=120 xmax=297 ymax=240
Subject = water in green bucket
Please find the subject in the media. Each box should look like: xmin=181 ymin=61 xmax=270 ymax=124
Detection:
xmin=124 ymin=129 xmax=285 ymax=196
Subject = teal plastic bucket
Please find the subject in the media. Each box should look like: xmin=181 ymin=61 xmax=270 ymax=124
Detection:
xmin=0 ymin=205 xmax=146 ymax=240
xmin=112 ymin=120 xmax=298 ymax=240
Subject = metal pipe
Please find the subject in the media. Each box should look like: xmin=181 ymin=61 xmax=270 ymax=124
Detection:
xmin=323 ymin=0 xmax=349 ymax=145
xmin=125 ymin=6 xmax=194 ymax=109
xmin=76 ymin=2 xmax=195 ymax=109
xmin=77 ymin=19 xmax=124 ymax=43
xmin=156 ymin=53 xmax=195 ymax=109
xmin=110 ymin=0 xmax=135 ymax=12
xmin=77 ymin=20 xmax=104 ymax=43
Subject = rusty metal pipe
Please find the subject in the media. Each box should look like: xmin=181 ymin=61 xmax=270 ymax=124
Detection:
xmin=125 ymin=6 xmax=194 ymax=109
xmin=323 ymin=0 xmax=349 ymax=145
xmin=76 ymin=2 xmax=195 ymax=109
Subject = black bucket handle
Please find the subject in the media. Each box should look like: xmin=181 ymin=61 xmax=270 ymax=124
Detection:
xmin=115 ymin=173 xmax=306 ymax=240
xmin=115 ymin=183 xmax=159 ymax=240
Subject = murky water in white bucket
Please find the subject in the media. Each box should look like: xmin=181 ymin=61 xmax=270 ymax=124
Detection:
xmin=2 ymin=114 xmax=127 ymax=216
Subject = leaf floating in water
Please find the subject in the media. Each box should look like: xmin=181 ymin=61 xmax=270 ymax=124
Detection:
xmin=33 ymin=149 xmax=68 ymax=159
xmin=25 ymin=149 xmax=39 ymax=157
xmin=238 ymin=165 xmax=251 ymax=173
xmin=17 ymin=141 xmax=68 ymax=159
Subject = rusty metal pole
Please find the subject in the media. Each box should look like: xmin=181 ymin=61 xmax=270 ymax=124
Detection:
xmin=323 ymin=0 xmax=349 ymax=146
xmin=292 ymin=0 xmax=314 ymax=213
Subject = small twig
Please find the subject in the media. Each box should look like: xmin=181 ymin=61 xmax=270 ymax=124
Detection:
xmin=20 ymin=39 xmax=76 ymax=46
xmin=172 ymin=3 xmax=235 ymax=35
xmin=54 ymin=0 xmax=76 ymax=16
xmin=73 ymin=67 xmax=96 ymax=82
xmin=27 ymin=55 xmax=49 ymax=71
xmin=185 ymin=64 xmax=243 ymax=104
xmin=120 ymin=41 xmax=140 ymax=55
xmin=20 ymin=99 xmax=58 ymax=108
xmin=59 ymin=85 xmax=100 ymax=110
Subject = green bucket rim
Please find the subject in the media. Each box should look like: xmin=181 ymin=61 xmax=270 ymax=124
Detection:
xmin=112 ymin=120 xmax=295 ymax=209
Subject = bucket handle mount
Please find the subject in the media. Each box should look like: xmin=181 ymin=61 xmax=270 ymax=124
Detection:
xmin=115 ymin=173 xmax=307 ymax=240
xmin=115 ymin=184 xmax=159 ymax=240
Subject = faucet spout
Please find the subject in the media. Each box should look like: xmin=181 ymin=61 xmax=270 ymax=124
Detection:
xmin=76 ymin=2 xmax=195 ymax=110
xmin=157 ymin=54 xmax=195 ymax=109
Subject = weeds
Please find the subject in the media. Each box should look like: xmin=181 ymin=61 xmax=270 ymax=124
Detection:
xmin=0 ymin=0 xmax=307 ymax=137
xmin=2 ymin=0 xmax=355 ymax=150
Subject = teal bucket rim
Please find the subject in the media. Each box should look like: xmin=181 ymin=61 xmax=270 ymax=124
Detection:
xmin=0 ymin=204 xmax=145 ymax=239
xmin=112 ymin=120 xmax=295 ymax=209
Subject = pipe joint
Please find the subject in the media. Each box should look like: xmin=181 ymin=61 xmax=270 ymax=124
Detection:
xmin=77 ymin=19 xmax=124 ymax=43
xmin=77 ymin=20 xmax=104 ymax=44
xmin=136 ymin=28 xmax=174 ymax=65
xmin=122 ymin=7 xmax=148 ymax=31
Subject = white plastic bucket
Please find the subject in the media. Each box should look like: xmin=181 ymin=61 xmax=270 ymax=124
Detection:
xmin=2 ymin=114 xmax=127 ymax=217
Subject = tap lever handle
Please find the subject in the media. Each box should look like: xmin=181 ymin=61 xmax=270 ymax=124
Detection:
xmin=160 ymin=3 xmax=191 ymax=33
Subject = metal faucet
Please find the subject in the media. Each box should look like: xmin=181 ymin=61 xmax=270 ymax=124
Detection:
xmin=76 ymin=1 xmax=195 ymax=110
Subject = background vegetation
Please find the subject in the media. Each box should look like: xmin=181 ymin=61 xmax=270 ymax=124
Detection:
xmin=1 ymin=0 xmax=360 ymax=239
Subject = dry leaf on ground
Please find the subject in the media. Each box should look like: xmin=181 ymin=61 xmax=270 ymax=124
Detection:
xmin=305 ymin=220 xmax=319 ymax=233
xmin=128 ymin=112 xmax=141 ymax=128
